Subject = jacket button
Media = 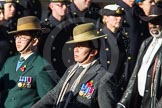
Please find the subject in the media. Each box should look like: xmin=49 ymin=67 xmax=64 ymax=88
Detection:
xmin=68 ymin=47 xmax=72 ymax=51
xmin=51 ymin=35 xmax=54 ymax=39
xmin=145 ymin=90 xmax=149 ymax=93
xmin=140 ymin=33 xmax=143 ymax=36
xmin=107 ymin=61 xmax=110 ymax=64
xmin=104 ymin=36 xmax=108 ymax=39
xmin=128 ymin=57 xmax=131 ymax=60
xmin=124 ymin=32 xmax=128 ymax=36
xmin=12 ymin=97 xmax=15 ymax=100
xmin=68 ymin=59 xmax=71 ymax=63
xmin=53 ymin=58 xmax=56 ymax=62
xmin=52 ymin=47 xmax=56 ymax=50
xmin=123 ymin=20 xmax=127 ymax=23
xmin=105 ymin=48 xmax=109 ymax=51
xmin=147 ymin=75 xmax=151 ymax=77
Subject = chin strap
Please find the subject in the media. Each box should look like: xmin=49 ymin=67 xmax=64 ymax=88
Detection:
xmin=19 ymin=38 xmax=33 ymax=53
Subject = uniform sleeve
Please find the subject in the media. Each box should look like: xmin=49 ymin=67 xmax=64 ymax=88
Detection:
xmin=32 ymin=71 xmax=68 ymax=108
xmin=31 ymin=87 xmax=57 ymax=108
xmin=35 ymin=65 xmax=57 ymax=97
xmin=98 ymin=80 xmax=117 ymax=108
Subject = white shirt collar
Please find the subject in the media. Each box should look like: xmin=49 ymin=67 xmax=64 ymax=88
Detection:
xmin=20 ymin=53 xmax=34 ymax=60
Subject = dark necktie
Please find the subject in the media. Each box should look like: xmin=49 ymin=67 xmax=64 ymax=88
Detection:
xmin=60 ymin=66 xmax=84 ymax=108
xmin=19 ymin=57 xmax=25 ymax=62
xmin=69 ymin=66 xmax=84 ymax=86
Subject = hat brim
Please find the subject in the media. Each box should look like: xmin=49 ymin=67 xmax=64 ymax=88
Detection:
xmin=139 ymin=15 xmax=162 ymax=22
xmin=66 ymin=34 xmax=107 ymax=44
xmin=99 ymin=9 xmax=124 ymax=16
xmin=8 ymin=28 xmax=50 ymax=34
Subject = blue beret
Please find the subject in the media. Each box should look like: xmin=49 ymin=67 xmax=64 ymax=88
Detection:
xmin=135 ymin=0 xmax=144 ymax=3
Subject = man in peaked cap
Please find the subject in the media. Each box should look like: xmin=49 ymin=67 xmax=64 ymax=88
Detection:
xmin=0 ymin=0 xmax=11 ymax=70
xmin=117 ymin=4 xmax=162 ymax=108
xmin=0 ymin=16 xmax=58 ymax=108
xmin=2 ymin=0 xmax=19 ymax=57
xmin=4 ymin=0 xmax=16 ymax=20
xmin=16 ymin=0 xmax=42 ymax=19
xmin=99 ymin=4 xmax=129 ymax=101
xmin=32 ymin=23 xmax=117 ymax=108
xmin=39 ymin=0 xmax=75 ymax=78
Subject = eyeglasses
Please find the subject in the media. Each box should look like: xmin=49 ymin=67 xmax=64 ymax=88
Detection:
xmin=14 ymin=35 xmax=31 ymax=41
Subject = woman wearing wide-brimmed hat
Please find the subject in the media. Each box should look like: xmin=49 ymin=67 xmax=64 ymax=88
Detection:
xmin=117 ymin=4 xmax=162 ymax=108
xmin=0 ymin=16 xmax=58 ymax=108
xmin=32 ymin=23 xmax=116 ymax=108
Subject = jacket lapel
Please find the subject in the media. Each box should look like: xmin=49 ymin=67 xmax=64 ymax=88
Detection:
xmin=73 ymin=62 xmax=101 ymax=96
xmin=135 ymin=37 xmax=152 ymax=70
xmin=16 ymin=53 xmax=37 ymax=75
xmin=103 ymin=27 xmax=119 ymax=73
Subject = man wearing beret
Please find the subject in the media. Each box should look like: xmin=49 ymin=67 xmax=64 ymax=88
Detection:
xmin=117 ymin=4 xmax=162 ymax=108
xmin=39 ymin=0 xmax=75 ymax=78
xmin=99 ymin=4 xmax=129 ymax=101
xmin=32 ymin=23 xmax=116 ymax=108
xmin=0 ymin=16 xmax=57 ymax=108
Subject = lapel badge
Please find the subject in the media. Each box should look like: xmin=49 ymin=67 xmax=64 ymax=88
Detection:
xmin=20 ymin=65 xmax=26 ymax=72
xmin=79 ymin=80 xmax=94 ymax=99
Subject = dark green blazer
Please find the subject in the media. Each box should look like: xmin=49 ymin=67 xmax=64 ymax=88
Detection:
xmin=0 ymin=53 xmax=57 ymax=108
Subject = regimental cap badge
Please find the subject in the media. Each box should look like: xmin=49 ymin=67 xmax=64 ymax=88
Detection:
xmin=116 ymin=7 xmax=122 ymax=14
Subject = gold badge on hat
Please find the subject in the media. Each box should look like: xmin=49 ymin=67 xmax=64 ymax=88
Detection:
xmin=116 ymin=8 xmax=122 ymax=14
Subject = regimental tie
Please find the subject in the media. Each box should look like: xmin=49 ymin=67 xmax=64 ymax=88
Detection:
xmin=57 ymin=66 xmax=85 ymax=108
xmin=16 ymin=57 xmax=25 ymax=71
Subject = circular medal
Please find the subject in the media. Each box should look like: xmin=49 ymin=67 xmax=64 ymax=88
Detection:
xmin=79 ymin=91 xmax=84 ymax=96
xmin=18 ymin=82 xmax=23 ymax=88
xmin=27 ymin=83 xmax=31 ymax=88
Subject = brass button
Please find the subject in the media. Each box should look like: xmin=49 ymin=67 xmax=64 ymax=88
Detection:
xmin=128 ymin=57 xmax=131 ymax=60
xmin=99 ymin=29 xmax=102 ymax=31
xmin=105 ymin=48 xmax=109 ymax=51
xmin=107 ymin=61 xmax=110 ymax=64
xmin=125 ymin=32 xmax=128 ymax=36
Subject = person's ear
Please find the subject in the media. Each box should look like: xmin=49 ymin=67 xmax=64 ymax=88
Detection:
xmin=32 ymin=38 xmax=39 ymax=46
xmin=90 ymin=49 xmax=98 ymax=57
